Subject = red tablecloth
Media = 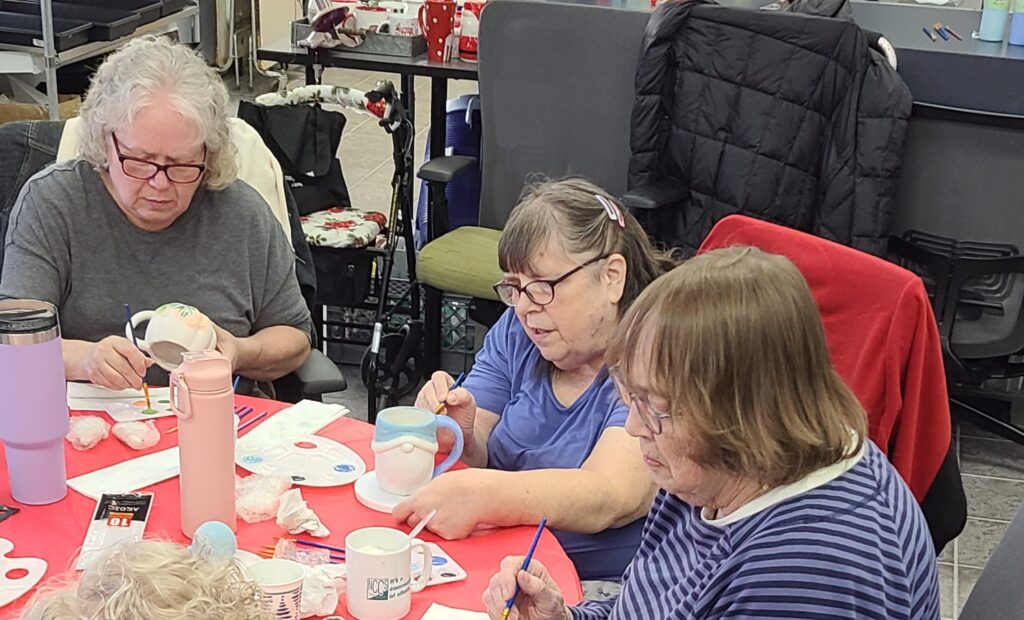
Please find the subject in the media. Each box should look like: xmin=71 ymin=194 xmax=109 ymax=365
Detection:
xmin=0 ymin=397 xmax=583 ymax=618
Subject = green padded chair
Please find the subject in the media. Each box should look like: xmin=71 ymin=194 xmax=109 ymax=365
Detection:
xmin=417 ymin=156 xmax=504 ymax=373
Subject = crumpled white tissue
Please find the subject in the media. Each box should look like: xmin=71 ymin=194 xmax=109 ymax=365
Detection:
xmin=66 ymin=415 xmax=110 ymax=450
xmin=236 ymin=474 xmax=292 ymax=524
xmin=300 ymin=564 xmax=346 ymax=619
xmin=111 ymin=420 xmax=161 ymax=450
xmin=277 ymin=488 xmax=330 ymax=537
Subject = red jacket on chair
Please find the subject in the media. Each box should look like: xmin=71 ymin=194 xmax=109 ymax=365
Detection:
xmin=698 ymin=215 xmax=949 ymax=502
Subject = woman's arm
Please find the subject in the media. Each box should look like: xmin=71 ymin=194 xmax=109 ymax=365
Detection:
xmin=394 ymin=427 xmax=656 ymax=538
xmin=213 ymin=324 xmax=310 ymax=381
xmin=462 ymin=408 xmax=500 ymax=467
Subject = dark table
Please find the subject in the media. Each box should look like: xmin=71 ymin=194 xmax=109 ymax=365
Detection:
xmin=256 ymin=45 xmax=479 ymax=162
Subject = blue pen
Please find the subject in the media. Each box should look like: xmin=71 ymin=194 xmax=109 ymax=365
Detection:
xmin=501 ymin=518 xmax=548 ymax=620
xmin=933 ymin=24 xmax=949 ymax=41
xmin=922 ymin=27 xmax=937 ymax=42
xmin=433 ymin=372 xmax=467 ymax=414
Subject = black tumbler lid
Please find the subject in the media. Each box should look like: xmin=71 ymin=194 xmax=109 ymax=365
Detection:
xmin=0 ymin=300 xmax=59 ymax=335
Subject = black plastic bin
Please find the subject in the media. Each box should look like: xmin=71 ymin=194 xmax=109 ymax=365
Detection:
xmin=0 ymin=12 xmax=90 ymax=50
xmin=0 ymin=0 xmax=139 ymax=40
xmin=159 ymin=0 xmax=192 ymax=17
xmin=61 ymin=0 xmax=161 ymax=26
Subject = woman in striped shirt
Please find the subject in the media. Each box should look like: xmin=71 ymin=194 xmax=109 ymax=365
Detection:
xmin=483 ymin=246 xmax=940 ymax=620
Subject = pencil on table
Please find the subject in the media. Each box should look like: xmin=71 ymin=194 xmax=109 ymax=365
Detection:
xmin=237 ymin=411 xmax=268 ymax=433
xmin=290 ymin=538 xmax=345 ymax=555
xmin=170 ymin=404 xmax=254 ymax=433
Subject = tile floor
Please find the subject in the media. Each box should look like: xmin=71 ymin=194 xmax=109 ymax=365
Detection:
xmin=230 ymin=66 xmax=1024 ymax=620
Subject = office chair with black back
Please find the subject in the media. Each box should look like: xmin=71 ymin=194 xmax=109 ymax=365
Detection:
xmin=415 ymin=157 xmax=504 ymax=375
xmin=0 ymin=119 xmax=347 ymax=403
xmin=891 ymin=231 xmax=1024 ymax=445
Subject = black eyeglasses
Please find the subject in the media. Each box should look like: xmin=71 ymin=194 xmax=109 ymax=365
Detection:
xmin=111 ymin=133 xmax=206 ymax=184
xmin=493 ymin=254 xmax=609 ymax=307
xmin=609 ymin=366 xmax=672 ymax=435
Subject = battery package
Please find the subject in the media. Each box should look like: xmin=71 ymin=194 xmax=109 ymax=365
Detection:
xmin=76 ymin=492 xmax=154 ymax=570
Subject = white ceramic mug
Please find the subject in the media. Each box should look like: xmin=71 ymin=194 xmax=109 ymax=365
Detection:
xmin=246 ymin=558 xmax=304 ymax=620
xmin=125 ymin=303 xmax=217 ymax=371
xmin=372 ymin=406 xmax=464 ymax=496
xmin=345 ymin=527 xmax=431 ymax=620
xmin=390 ymin=13 xmax=421 ymax=36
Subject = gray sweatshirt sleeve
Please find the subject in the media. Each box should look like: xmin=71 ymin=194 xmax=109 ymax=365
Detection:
xmin=0 ymin=172 xmax=71 ymax=306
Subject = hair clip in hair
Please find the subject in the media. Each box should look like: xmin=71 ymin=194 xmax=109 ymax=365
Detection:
xmin=595 ymin=195 xmax=627 ymax=229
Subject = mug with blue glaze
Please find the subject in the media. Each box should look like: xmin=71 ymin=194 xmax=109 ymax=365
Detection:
xmin=372 ymin=406 xmax=464 ymax=496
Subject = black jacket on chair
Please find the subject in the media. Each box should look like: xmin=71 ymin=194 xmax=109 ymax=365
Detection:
xmin=627 ymin=0 xmax=913 ymax=257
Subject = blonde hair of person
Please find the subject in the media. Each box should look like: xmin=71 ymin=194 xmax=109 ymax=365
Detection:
xmin=77 ymin=35 xmax=238 ymax=190
xmin=606 ymin=245 xmax=867 ymax=488
xmin=498 ymin=177 xmax=678 ymax=314
xmin=20 ymin=539 xmax=271 ymax=620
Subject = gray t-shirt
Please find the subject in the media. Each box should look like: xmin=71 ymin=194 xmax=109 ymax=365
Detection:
xmin=0 ymin=158 xmax=312 ymax=383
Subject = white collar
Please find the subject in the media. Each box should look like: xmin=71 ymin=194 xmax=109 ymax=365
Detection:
xmin=700 ymin=434 xmax=866 ymax=527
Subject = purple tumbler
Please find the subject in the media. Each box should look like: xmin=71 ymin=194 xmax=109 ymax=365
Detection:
xmin=0 ymin=300 xmax=69 ymax=505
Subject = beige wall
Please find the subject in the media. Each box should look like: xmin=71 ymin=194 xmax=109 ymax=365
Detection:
xmin=259 ymin=0 xmax=299 ymax=49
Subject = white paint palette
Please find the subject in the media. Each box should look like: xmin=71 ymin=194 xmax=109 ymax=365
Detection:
xmin=0 ymin=538 xmax=46 ymax=608
xmin=236 ymin=434 xmax=366 ymax=487
xmin=415 ymin=542 xmax=468 ymax=587
xmin=105 ymin=398 xmax=175 ymax=422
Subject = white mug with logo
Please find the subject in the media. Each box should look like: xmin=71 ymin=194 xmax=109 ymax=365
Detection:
xmin=125 ymin=303 xmax=217 ymax=371
xmin=345 ymin=527 xmax=432 ymax=620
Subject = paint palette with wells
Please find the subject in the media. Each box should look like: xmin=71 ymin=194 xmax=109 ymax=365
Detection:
xmin=104 ymin=398 xmax=175 ymax=422
xmin=236 ymin=434 xmax=366 ymax=487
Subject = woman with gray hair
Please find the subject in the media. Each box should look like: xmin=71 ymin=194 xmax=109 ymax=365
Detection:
xmin=0 ymin=36 xmax=312 ymax=389
xmin=395 ymin=177 xmax=677 ymax=581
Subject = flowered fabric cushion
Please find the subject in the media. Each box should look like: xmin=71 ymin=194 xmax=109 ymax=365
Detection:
xmin=300 ymin=207 xmax=388 ymax=248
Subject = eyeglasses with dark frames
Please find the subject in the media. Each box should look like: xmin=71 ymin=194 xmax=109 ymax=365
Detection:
xmin=493 ymin=254 xmax=609 ymax=307
xmin=111 ymin=133 xmax=206 ymax=184
xmin=609 ymin=366 xmax=672 ymax=435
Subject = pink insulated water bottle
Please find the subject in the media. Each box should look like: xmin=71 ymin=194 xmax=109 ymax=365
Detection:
xmin=171 ymin=350 xmax=236 ymax=537
xmin=0 ymin=300 xmax=69 ymax=505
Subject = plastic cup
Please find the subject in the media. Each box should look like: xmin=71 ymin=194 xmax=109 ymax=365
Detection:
xmin=246 ymin=558 xmax=305 ymax=619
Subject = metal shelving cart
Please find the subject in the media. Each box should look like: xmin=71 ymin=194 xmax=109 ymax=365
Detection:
xmin=0 ymin=0 xmax=199 ymax=119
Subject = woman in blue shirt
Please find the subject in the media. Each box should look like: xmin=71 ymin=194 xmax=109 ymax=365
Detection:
xmin=482 ymin=247 xmax=939 ymax=620
xmin=392 ymin=178 xmax=677 ymax=580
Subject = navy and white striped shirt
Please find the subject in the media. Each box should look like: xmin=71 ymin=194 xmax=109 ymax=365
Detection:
xmin=571 ymin=440 xmax=939 ymax=619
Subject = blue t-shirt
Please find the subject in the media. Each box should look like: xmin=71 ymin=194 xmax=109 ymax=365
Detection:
xmin=463 ymin=310 xmax=645 ymax=580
